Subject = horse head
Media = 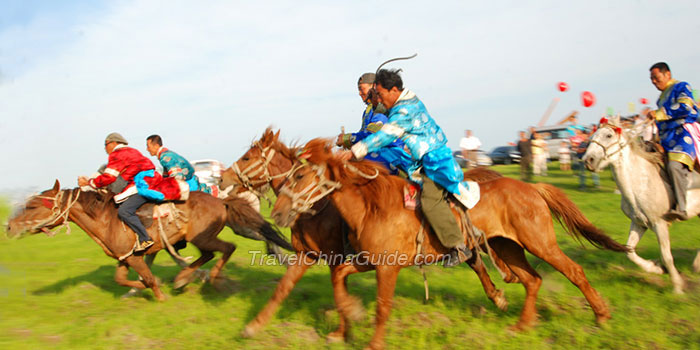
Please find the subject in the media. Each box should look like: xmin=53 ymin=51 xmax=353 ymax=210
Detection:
xmin=270 ymin=138 xmax=341 ymax=227
xmin=583 ymin=116 xmax=627 ymax=172
xmin=221 ymin=127 xmax=296 ymax=196
xmin=6 ymin=180 xmax=68 ymax=238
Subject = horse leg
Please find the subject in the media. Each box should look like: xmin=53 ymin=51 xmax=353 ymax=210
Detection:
xmin=527 ymin=240 xmax=611 ymax=325
xmin=466 ymin=250 xmax=508 ymax=311
xmin=190 ymin=236 xmax=236 ymax=283
xmin=173 ymin=250 xmax=215 ymax=289
xmin=626 ymin=221 xmax=664 ymax=274
xmin=651 ymin=221 xmax=685 ymax=293
xmin=327 ymin=262 xmax=371 ymax=343
xmin=115 ymin=262 xmax=147 ymax=289
xmin=242 ymin=253 xmax=314 ymax=338
xmin=693 ymin=249 xmax=700 ymax=273
xmin=122 ymin=253 xmax=158 ymax=298
xmin=366 ymin=265 xmax=400 ymax=350
xmin=491 ymin=239 xmax=542 ymax=330
xmin=124 ymin=255 xmax=166 ymax=301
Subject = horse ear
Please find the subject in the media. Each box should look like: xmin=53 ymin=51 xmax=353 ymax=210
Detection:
xmin=274 ymin=129 xmax=281 ymax=140
xmin=52 ymin=179 xmax=60 ymax=192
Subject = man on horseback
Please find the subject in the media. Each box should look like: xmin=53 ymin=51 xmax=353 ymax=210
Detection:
xmin=336 ymin=72 xmax=410 ymax=174
xmin=146 ymin=134 xmax=220 ymax=197
xmin=646 ymin=62 xmax=700 ymax=221
xmin=349 ymin=68 xmax=473 ymax=267
xmin=78 ymin=132 xmax=155 ymax=251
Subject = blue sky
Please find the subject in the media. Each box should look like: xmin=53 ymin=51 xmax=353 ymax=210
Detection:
xmin=2 ymin=0 xmax=699 ymax=191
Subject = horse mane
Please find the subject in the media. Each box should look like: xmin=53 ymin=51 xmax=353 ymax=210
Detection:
xmin=626 ymin=132 xmax=664 ymax=169
xmin=78 ymin=190 xmax=117 ymax=219
xmin=302 ymin=138 xmax=402 ymax=213
xmin=464 ymin=168 xmax=503 ymax=182
xmin=258 ymin=127 xmax=301 ymax=161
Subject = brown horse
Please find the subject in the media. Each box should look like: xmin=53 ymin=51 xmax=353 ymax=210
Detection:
xmin=6 ymin=180 xmax=293 ymax=300
xmin=271 ymin=138 xmax=628 ymax=350
xmin=219 ymin=128 xmax=507 ymax=343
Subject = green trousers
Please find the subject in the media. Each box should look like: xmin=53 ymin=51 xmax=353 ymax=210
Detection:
xmin=420 ymin=176 xmax=464 ymax=249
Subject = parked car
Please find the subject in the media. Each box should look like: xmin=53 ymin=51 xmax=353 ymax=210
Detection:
xmin=192 ymin=159 xmax=225 ymax=187
xmin=453 ymin=150 xmax=493 ymax=168
xmin=489 ymin=146 xmax=521 ymax=164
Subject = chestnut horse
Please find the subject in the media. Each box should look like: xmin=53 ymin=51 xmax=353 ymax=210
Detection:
xmin=7 ymin=180 xmax=293 ymax=300
xmin=219 ymin=129 xmax=508 ymax=343
xmin=271 ymin=139 xmax=628 ymax=350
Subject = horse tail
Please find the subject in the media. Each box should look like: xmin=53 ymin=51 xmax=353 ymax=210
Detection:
xmin=222 ymin=196 xmax=294 ymax=251
xmin=531 ymin=183 xmax=629 ymax=252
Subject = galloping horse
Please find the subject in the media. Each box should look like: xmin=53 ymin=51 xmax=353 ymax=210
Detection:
xmin=583 ymin=116 xmax=700 ymax=293
xmin=7 ymin=180 xmax=293 ymax=300
xmin=271 ymin=138 xmax=628 ymax=350
xmin=219 ymin=128 xmax=508 ymax=343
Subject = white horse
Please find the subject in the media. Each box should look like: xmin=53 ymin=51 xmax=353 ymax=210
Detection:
xmin=582 ymin=116 xmax=700 ymax=293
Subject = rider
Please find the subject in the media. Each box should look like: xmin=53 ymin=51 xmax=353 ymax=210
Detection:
xmin=349 ymin=68 xmax=473 ymax=267
xmin=78 ymin=132 xmax=155 ymax=251
xmin=646 ymin=62 xmax=699 ymax=221
xmin=336 ymin=72 xmax=410 ymax=174
xmin=145 ymin=134 xmax=219 ymax=197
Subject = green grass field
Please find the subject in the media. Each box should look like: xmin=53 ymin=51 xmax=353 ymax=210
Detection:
xmin=1 ymin=164 xmax=699 ymax=350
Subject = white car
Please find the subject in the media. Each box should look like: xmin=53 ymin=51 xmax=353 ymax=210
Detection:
xmin=192 ymin=159 xmax=225 ymax=187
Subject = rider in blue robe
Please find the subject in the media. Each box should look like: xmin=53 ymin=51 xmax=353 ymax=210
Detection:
xmin=648 ymin=62 xmax=699 ymax=220
xmin=339 ymin=72 xmax=411 ymax=174
xmin=350 ymin=69 xmax=472 ymax=267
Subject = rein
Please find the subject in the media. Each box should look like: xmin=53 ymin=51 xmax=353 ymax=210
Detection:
xmin=21 ymin=189 xmax=81 ymax=236
xmin=279 ymin=163 xmax=342 ymax=217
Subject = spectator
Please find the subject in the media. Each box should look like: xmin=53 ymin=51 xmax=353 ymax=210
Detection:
xmin=459 ymin=129 xmax=481 ymax=169
xmin=516 ymin=130 xmax=532 ymax=182
xmin=558 ymin=141 xmax=571 ymax=171
xmin=575 ymin=130 xmax=600 ymax=190
xmin=531 ymin=132 xmax=548 ymax=176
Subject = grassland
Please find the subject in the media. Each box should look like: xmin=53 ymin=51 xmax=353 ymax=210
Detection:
xmin=1 ymin=164 xmax=699 ymax=350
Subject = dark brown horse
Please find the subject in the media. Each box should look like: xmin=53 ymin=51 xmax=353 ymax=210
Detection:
xmin=271 ymin=138 xmax=628 ymax=350
xmin=7 ymin=180 xmax=293 ymax=300
xmin=219 ymin=128 xmax=507 ymax=343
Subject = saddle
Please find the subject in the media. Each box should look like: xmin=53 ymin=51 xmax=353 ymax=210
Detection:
xmin=136 ymin=202 xmax=178 ymax=228
xmin=643 ymin=141 xmax=700 ymax=189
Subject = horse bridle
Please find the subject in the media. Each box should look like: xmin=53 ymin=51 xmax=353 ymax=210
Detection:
xmin=588 ymin=125 xmax=628 ymax=162
xmin=16 ymin=189 xmax=80 ymax=236
xmin=231 ymin=142 xmax=301 ymax=200
xmin=279 ymin=162 xmax=342 ymax=217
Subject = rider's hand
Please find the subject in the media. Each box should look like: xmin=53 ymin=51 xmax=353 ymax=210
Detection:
xmin=335 ymin=134 xmax=344 ymax=147
xmin=77 ymin=176 xmax=89 ymax=187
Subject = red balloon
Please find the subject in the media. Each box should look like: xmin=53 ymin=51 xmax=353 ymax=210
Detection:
xmin=581 ymin=91 xmax=595 ymax=107
xmin=640 ymin=98 xmax=649 ymax=105
xmin=557 ymin=82 xmax=569 ymax=92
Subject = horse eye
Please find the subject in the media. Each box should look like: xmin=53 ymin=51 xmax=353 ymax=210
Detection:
xmin=606 ymin=134 xmax=612 ymax=138
xmin=295 ymin=173 xmax=304 ymax=180
xmin=242 ymin=157 xmax=249 ymax=161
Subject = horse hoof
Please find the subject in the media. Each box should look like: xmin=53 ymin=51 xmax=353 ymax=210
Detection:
xmin=340 ymin=296 xmax=365 ymax=322
xmin=120 ymin=289 xmax=142 ymax=299
xmin=173 ymin=273 xmax=197 ymax=289
xmin=508 ymin=321 xmax=533 ymax=332
xmin=492 ymin=289 xmax=508 ymax=311
xmin=596 ymin=314 xmax=611 ymax=329
xmin=241 ymin=324 xmax=258 ymax=338
xmin=154 ymin=292 xmax=167 ymax=302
